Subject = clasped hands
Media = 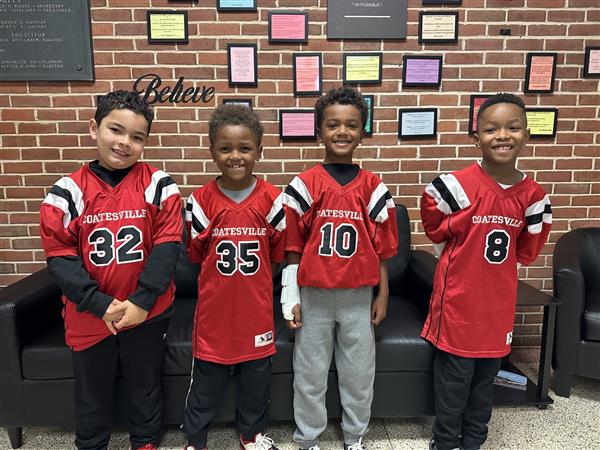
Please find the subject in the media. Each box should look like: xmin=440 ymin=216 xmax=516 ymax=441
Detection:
xmin=102 ymin=299 xmax=149 ymax=335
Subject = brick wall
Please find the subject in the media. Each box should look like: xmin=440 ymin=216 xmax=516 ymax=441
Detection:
xmin=1 ymin=0 xmax=599 ymax=347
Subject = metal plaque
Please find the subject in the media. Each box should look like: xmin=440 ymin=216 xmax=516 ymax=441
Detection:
xmin=327 ymin=0 xmax=407 ymax=40
xmin=0 ymin=0 xmax=94 ymax=81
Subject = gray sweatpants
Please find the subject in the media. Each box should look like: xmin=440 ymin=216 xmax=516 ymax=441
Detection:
xmin=293 ymin=286 xmax=375 ymax=448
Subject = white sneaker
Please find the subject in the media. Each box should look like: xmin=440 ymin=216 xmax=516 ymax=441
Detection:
xmin=240 ymin=432 xmax=278 ymax=450
xmin=299 ymin=446 xmax=320 ymax=450
xmin=344 ymin=437 xmax=366 ymax=450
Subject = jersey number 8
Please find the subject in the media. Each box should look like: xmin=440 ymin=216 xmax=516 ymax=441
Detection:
xmin=484 ymin=229 xmax=510 ymax=264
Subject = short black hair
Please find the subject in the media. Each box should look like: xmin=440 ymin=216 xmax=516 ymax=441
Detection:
xmin=315 ymin=86 xmax=369 ymax=132
xmin=476 ymin=92 xmax=527 ymax=128
xmin=208 ymin=104 xmax=264 ymax=146
xmin=95 ymin=90 xmax=154 ymax=134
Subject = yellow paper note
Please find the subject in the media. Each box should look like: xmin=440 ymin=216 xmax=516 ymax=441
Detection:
xmin=526 ymin=111 xmax=556 ymax=136
xmin=345 ymin=55 xmax=381 ymax=82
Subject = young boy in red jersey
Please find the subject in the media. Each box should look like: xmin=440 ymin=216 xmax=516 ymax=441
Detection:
xmin=420 ymin=93 xmax=552 ymax=450
xmin=281 ymin=87 xmax=398 ymax=450
xmin=183 ymin=104 xmax=285 ymax=450
xmin=39 ymin=90 xmax=183 ymax=450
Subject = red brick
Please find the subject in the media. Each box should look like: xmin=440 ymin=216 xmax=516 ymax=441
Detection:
xmin=548 ymin=10 xmax=587 ymax=22
xmin=0 ymin=109 xmax=35 ymax=121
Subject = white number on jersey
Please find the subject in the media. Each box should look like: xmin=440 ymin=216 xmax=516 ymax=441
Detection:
xmin=88 ymin=226 xmax=144 ymax=266
xmin=484 ymin=229 xmax=510 ymax=264
xmin=216 ymin=240 xmax=260 ymax=276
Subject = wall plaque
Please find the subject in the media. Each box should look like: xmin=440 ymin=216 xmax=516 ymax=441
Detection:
xmin=0 ymin=0 xmax=94 ymax=81
xmin=327 ymin=0 xmax=407 ymax=40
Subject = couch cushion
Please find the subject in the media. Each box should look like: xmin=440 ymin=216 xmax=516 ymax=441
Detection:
xmin=21 ymin=293 xmax=432 ymax=379
xmin=163 ymin=296 xmax=195 ymax=375
xmin=22 ymin=326 xmax=72 ymax=380
xmin=21 ymin=297 xmax=197 ymax=380
xmin=272 ymin=294 xmax=433 ymax=374
xmin=583 ymin=310 xmax=600 ymax=342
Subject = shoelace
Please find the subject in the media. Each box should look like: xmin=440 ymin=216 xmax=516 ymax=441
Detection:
xmin=252 ymin=433 xmax=275 ymax=450
xmin=308 ymin=446 xmax=321 ymax=450
xmin=346 ymin=437 xmax=365 ymax=450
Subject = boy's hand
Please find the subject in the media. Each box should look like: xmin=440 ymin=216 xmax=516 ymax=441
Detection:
xmin=102 ymin=299 xmax=127 ymax=322
xmin=114 ymin=300 xmax=149 ymax=329
xmin=104 ymin=319 xmax=118 ymax=335
xmin=371 ymin=294 xmax=388 ymax=326
xmin=286 ymin=304 xmax=303 ymax=330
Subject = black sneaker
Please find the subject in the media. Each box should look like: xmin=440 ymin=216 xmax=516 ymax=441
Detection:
xmin=429 ymin=438 xmax=460 ymax=450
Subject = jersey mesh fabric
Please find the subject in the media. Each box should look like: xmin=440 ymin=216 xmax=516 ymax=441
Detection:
xmin=186 ymin=178 xmax=286 ymax=364
xmin=40 ymin=162 xmax=182 ymax=351
xmin=420 ymin=163 xmax=552 ymax=358
xmin=283 ymin=164 xmax=398 ymax=289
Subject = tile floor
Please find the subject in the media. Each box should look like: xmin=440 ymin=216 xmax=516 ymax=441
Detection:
xmin=2 ymin=352 xmax=599 ymax=450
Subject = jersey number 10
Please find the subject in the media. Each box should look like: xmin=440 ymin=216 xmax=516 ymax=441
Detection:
xmin=318 ymin=223 xmax=358 ymax=258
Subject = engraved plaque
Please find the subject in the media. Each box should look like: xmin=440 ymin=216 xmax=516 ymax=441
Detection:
xmin=0 ymin=0 xmax=94 ymax=81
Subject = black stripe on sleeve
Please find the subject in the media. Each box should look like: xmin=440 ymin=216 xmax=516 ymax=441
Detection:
xmin=269 ymin=207 xmax=285 ymax=229
xmin=526 ymin=203 xmax=552 ymax=226
xmin=431 ymin=177 xmax=461 ymax=213
xmin=284 ymin=185 xmax=310 ymax=213
xmin=526 ymin=213 xmax=543 ymax=226
xmin=191 ymin=214 xmax=205 ymax=235
xmin=369 ymin=191 xmax=392 ymax=221
xmin=50 ymin=185 xmax=79 ymax=221
xmin=152 ymin=176 xmax=176 ymax=206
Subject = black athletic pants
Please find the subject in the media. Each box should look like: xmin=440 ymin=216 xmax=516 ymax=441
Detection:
xmin=432 ymin=349 xmax=502 ymax=450
xmin=71 ymin=318 xmax=169 ymax=450
xmin=182 ymin=356 xmax=272 ymax=449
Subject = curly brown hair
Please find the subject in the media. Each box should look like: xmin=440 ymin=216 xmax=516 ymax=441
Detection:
xmin=208 ymin=104 xmax=264 ymax=146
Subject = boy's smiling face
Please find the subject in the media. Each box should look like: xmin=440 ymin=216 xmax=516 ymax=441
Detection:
xmin=319 ymin=103 xmax=364 ymax=164
xmin=89 ymin=108 xmax=149 ymax=171
xmin=474 ymin=102 xmax=530 ymax=169
xmin=210 ymin=124 xmax=262 ymax=191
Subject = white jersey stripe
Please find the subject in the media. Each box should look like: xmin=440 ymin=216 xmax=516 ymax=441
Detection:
xmin=267 ymin=192 xmax=286 ymax=232
xmin=144 ymin=170 xmax=180 ymax=209
xmin=186 ymin=196 xmax=210 ymax=240
xmin=283 ymin=177 xmax=313 ymax=217
xmin=42 ymin=177 xmax=84 ymax=228
xmin=525 ymin=195 xmax=552 ymax=234
xmin=425 ymin=173 xmax=471 ymax=215
xmin=368 ymin=182 xmax=394 ymax=223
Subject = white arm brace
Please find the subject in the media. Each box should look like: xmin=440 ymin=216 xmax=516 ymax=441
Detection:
xmin=280 ymin=264 xmax=300 ymax=320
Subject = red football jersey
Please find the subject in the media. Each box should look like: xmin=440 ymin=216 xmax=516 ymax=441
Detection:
xmin=186 ymin=178 xmax=286 ymax=364
xmin=420 ymin=163 xmax=552 ymax=358
xmin=40 ymin=162 xmax=183 ymax=351
xmin=283 ymin=164 xmax=398 ymax=289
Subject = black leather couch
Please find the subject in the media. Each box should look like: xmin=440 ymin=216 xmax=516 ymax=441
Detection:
xmin=0 ymin=205 xmax=437 ymax=449
xmin=552 ymin=227 xmax=600 ymax=397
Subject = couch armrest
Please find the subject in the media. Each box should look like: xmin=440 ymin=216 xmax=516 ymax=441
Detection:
xmin=0 ymin=269 xmax=62 ymax=380
xmin=552 ymin=231 xmax=588 ymax=376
